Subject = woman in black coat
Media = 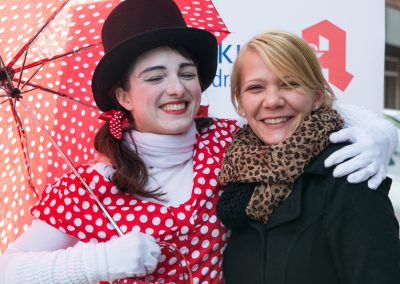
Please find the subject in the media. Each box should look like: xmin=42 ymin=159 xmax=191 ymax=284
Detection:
xmin=217 ymin=31 xmax=400 ymax=284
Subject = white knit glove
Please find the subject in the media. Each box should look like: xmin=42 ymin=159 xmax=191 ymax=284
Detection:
xmin=102 ymin=230 xmax=161 ymax=281
xmin=325 ymin=120 xmax=397 ymax=189
xmin=0 ymin=230 xmax=161 ymax=283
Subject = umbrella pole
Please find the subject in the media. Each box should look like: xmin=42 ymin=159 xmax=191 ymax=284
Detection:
xmin=8 ymin=99 xmax=39 ymax=197
xmin=18 ymin=99 xmax=124 ymax=237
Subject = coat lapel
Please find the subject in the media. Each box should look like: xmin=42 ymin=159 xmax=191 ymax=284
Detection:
xmin=265 ymin=177 xmax=303 ymax=230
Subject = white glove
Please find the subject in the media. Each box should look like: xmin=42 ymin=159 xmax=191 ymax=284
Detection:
xmin=324 ymin=124 xmax=394 ymax=189
xmin=102 ymin=230 xmax=161 ymax=281
xmin=0 ymin=230 xmax=161 ymax=284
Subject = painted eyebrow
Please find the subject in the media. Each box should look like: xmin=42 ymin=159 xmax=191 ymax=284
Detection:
xmin=138 ymin=66 xmax=165 ymax=78
xmin=138 ymin=62 xmax=196 ymax=78
xmin=180 ymin=62 xmax=196 ymax=69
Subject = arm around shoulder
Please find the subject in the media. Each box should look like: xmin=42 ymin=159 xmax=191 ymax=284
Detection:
xmin=328 ymin=103 xmax=398 ymax=189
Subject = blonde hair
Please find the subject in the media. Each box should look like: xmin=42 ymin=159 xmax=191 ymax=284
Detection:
xmin=230 ymin=31 xmax=335 ymax=110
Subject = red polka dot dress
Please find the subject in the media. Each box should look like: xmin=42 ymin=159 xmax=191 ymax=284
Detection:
xmin=31 ymin=119 xmax=239 ymax=284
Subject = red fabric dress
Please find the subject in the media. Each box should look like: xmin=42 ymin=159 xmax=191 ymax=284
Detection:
xmin=31 ymin=119 xmax=239 ymax=284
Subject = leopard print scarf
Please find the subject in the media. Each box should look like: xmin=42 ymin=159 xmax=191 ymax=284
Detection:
xmin=218 ymin=107 xmax=344 ymax=223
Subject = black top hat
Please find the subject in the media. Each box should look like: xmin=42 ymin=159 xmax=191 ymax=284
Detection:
xmin=92 ymin=0 xmax=218 ymax=112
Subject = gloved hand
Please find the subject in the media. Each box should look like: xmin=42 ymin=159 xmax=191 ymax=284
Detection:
xmin=324 ymin=124 xmax=393 ymax=189
xmin=101 ymin=230 xmax=161 ymax=281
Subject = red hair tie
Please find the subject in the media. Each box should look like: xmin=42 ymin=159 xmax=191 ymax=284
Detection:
xmin=99 ymin=110 xmax=128 ymax=140
xmin=195 ymin=104 xmax=209 ymax=118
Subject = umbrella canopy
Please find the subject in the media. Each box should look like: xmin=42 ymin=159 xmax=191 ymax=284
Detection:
xmin=0 ymin=0 xmax=229 ymax=254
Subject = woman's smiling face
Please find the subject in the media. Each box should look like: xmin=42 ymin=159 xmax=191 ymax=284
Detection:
xmin=238 ymin=50 xmax=322 ymax=145
xmin=116 ymin=46 xmax=202 ymax=135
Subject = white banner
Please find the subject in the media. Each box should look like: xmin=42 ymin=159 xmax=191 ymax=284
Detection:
xmin=204 ymin=0 xmax=385 ymax=119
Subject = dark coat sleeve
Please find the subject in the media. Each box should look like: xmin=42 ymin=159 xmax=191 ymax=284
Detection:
xmin=324 ymin=176 xmax=400 ymax=284
xmin=216 ymin=183 xmax=255 ymax=230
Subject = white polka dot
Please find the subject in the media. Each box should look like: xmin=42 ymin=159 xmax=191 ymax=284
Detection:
xmin=129 ymin=199 xmax=137 ymax=206
xmin=56 ymin=205 xmax=64 ymax=213
xmin=65 ymin=212 xmax=72 ymax=220
xmin=69 ymin=184 xmax=76 ymax=192
xmin=165 ymin=219 xmax=173 ymax=227
xmin=97 ymin=231 xmax=106 ymax=238
xmin=209 ymin=215 xmax=217 ymax=223
xmin=78 ymin=231 xmax=86 ymax=239
xmin=211 ymin=256 xmax=219 ymax=265
xmin=95 ymin=218 xmax=103 ymax=226
xmin=201 ymin=267 xmax=210 ymax=276
xmin=85 ymin=225 xmax=94 ymax=233
xmin=177 ymin=212 xmax=185 ymax=220
xmin=191 ymin=250 xmax=200 ymax=259
xmin=145 ymin=227 xmax=154 ymax=235
xmin=116 ymin=198 xmax=125 ymax=205
xmin=180 ymin=226 xmax=189 ymax=234
xmin=212 ymin=243 xmax=220 ymax=251
xmin=168 ymin=257 xmax=177 ymax=265
xmin=98 ymin=186 xmax=107 ymax=194
xmin=152 ymin=217 xmax=161 ymax=226
xmin=82 ymin=201 xmax=90 ymax=209
xmin=113 ymin=213 xmax=121 ymax=221
xmin=202 ymin=213 xmax=209 ymax=222
xmin=211 ymin=229 xmax=220 ymax=238
xmin=126 ymin=214 xmax=135 ymax=221
xmin=74 ymin=218 xmax=82 ymax=226
xmin=191 ymin=237 xmax=199 ymax=245
xmin=202 ymin=253 xmax=210 ymax=261
xmin=210 ymin=270 xmax=218 ymax=279
xmin=167 ymin=269 xmax=177 ymax=276
xmin=202 ymin=240 xmax=210 ymax=248
xmin=200 ymin=225 xmax=209 ymax=234
xmin=84 ymin=214 xmax=93 ymax=221
xmin=139 ymin=215 xmax=148 ymax=223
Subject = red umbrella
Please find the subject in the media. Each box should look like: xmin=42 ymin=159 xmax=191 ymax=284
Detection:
xmin=0 ymin=0 xmax=229 ymax=254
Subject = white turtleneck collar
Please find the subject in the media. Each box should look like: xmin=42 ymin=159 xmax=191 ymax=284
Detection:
xmin=123 ymin=122 xmax=197 ymax=168
xmin=91 ymin=123 xmax=197 ymax=206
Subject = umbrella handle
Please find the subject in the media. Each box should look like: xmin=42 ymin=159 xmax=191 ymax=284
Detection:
xmin=157 ymin=241 xmax=193 ymax=284
xmin=123 ymin=241 xmax=194 ymax=284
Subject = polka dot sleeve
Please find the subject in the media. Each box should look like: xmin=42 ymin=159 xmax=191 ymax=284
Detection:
xmin=30 ymin=166 xmax=110 ymax=243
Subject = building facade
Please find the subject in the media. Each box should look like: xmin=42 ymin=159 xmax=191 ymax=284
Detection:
xmin=386 ymin=0 xmax=400 ymax=110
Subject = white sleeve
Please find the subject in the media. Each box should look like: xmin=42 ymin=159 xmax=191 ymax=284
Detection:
xmin=0 ymin=220 xmax=109 ymax=284
xmin=333 ymin=103 xmax=399 ymax=154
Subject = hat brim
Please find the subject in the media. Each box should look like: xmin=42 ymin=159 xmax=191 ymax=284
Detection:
xmin=92 ymin=27 xmax=218 ymax=112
